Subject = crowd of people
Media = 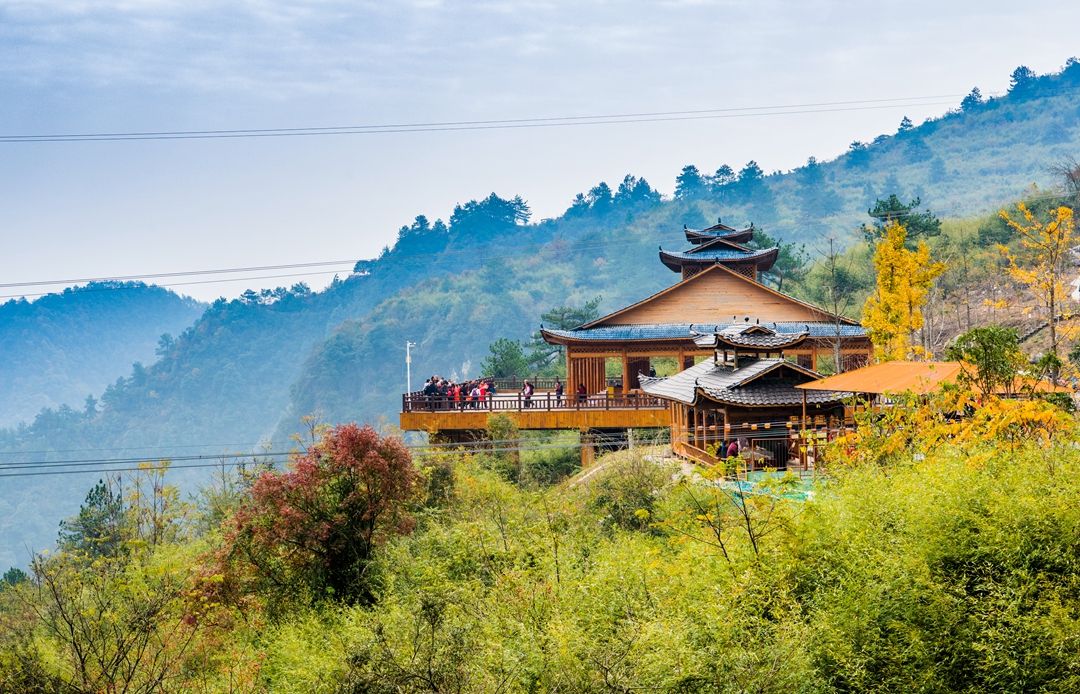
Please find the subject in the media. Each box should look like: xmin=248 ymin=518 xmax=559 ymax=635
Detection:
xmin=414 ymin=376 xmax=593 ymax=410
xmin=419 ymin=375 xmax=497 ymax=410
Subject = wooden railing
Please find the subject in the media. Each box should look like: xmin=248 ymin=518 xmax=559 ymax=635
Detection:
xmin=401 ymin=391 xmax=664 ymax=413
xmin=482 ymin=376 xmax=623 ymax=392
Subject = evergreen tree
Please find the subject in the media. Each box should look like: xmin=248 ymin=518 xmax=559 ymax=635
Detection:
xmin=710 ymin=164 xmax=736 ymax=192
xmin=1009 ymin=65 xmax=1037 ymax=93
xmin=481 ymin=338 xmax=529 ymax=378
xmin=57 ymin=478 xmax=127 ymax=558
xmin=846 ymin=141 xmax=870 ymax=168
xmin=863 ymin=195 xmax=941 ymax=243
xmin=527 ymin=297 xmax=603 ymax=372
xmin=1 ymin=566 xmax=27 ymax=588
xmin=449 ymin=193 xmax=531 ymax=242
xmin=586 ymin=182 xmax=613 ymax=215
xmin=960 ymin=87 xmax=984 ymax=111
xmin=613 ymin=175 xmax=662 ymax=209
xmin=674 ymin=165 xmax=707 ymax=199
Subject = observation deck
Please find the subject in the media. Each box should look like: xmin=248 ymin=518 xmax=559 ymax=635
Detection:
xmin=399 ymin=378 xmax=669 ymax=435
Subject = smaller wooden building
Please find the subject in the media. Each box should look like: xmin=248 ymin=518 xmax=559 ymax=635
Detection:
xmin=640 ymin=324 xmax=848 ymax=467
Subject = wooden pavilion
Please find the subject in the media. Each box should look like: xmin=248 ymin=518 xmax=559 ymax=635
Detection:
xmin=540 ymin=222 xmax=872 ymax=397
xmin=402 ymin=217 xmax=874 ymax=465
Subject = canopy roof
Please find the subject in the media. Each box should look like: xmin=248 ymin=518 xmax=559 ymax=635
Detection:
xmin=641 ymin=357 xmax=848 ymax=408
xmin=795 ymin=361 xmax=1073 ymax=396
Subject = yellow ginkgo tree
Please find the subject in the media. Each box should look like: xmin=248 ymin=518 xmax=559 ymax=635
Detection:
xmin=998 ymin=203 xmax=1075 ymax=360
xmin=862 ymin=221 xmax=946 ymax=361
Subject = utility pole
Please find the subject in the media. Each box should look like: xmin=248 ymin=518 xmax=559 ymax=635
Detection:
xmin=406 ymin=341 xmax=416 ymax=394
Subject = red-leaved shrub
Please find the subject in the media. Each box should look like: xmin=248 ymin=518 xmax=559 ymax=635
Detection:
xmin=214 ymin=424 xmax=417 ymax=608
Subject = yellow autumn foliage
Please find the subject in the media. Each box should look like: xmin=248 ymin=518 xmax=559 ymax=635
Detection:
xmin=862 ymin=222 xmax=945 ymax=361
xmin=998 ymin=203 xmax=1075 ymax=357
xmin=829 ymin=388 xmax=1074 ymax=467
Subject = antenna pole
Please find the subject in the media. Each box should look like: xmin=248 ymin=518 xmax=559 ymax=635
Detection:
xmin=406 ymin=341 xmax=417 ymax=394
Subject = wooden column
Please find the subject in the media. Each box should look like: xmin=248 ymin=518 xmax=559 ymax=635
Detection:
xmin=580 ymin=430 xmax=595 ymax=467
xmin=621 ymin=352 xmax=630 ymax=395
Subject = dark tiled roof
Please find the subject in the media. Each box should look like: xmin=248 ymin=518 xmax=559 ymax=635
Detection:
xmin=660 ymin=247 xmax=776 ymax=262
xmin=640 ymin=358 xmax=849 ymax=407
xmin=694 ymin=325 xmax=810 ymax=349
xmin=544 ymin=322 xmax=866 ymax=342
xmin=684 ymin=223 xmax=754 ymax=245
xmin=686 ymin=237 xmax=753 ymax=254
xmin=659 ymin=247 xmax=779 ymax=274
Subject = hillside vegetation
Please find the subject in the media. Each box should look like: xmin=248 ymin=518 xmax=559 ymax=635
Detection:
xmin=3 ymin=396 xmax=1080 ymax=691
xmin=3 ymin=60 xmax=1080 ymax=567
xmin=0 ymin=283 xmax=204 ymax=426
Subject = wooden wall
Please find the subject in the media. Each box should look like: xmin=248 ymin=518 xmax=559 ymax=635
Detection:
xmin=566 ymin=355 xmax=607 ymax=395
xmin=596 ymin=267 xmax=837 ymax=325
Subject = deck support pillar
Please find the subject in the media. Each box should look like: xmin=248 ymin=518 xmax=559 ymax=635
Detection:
xmin=580 ymin=430 xmax=595 ymax=467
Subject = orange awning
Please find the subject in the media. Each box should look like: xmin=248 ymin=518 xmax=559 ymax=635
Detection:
xmin=796 ymin=361 xmax=962 ymax=395
xmin=796 ymin=361 xmax=1072 ymax=396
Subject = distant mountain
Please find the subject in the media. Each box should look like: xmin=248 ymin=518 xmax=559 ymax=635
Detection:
xmin=0 ymin=282 xmax=205 ymax=426
xmin=3 ymin=59 xmax=1080 ymax=569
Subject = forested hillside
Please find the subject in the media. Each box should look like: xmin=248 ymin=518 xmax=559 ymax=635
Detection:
xmin=0 ymin=283 xmax=204 ymax=426
xmin=3 ymin=60 xmax=1080 ymax=567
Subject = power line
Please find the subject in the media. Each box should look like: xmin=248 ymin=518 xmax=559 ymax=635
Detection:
xmin=0 ymin=435 xmax=629 ymax=469
xmin=0 ymin=421 xmax=849 ymax=478
xmin=0 ymin=269 xmax=352 ymax=300
xmin=0 ymin=259 xmax=359 ymax=290
xmin=0 ymin=442 xmax=610 ymax=478
xmin=0 ymin=236 xmax=648 ymax=299
xmin=0 ymin=95 xmax=964 ymax=143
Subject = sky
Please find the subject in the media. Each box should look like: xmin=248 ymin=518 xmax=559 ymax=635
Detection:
xmin=3 ymin=0 xmax=1079 ymax=302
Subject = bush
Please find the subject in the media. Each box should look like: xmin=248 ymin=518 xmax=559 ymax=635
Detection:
xmin=585 ymin=450 xmax=675 ymax=532
xmin=214 ymin=424 xmax=418 ymax=609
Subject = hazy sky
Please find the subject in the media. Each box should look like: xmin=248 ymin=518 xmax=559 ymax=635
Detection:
xmin=3 ymin=0 xmax=1079 ymax=301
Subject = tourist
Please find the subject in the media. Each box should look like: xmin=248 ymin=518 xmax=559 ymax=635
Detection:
xmin=521 ymin=379 xmax=534 ymax=408
xmin=726 ymin=439 xmax=740 ymax=459
xmin=470 ymin=382 xmax=482 ymax=409
xmin=576 ymin=383 xmax=587 ymax=404
xmin=423 ymin=376 xmax=439 ymax=410
xmin=554 ymin=378 xmax=564 ymax=406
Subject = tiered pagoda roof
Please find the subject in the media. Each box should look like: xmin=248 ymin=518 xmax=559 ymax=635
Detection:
xmin=660 ymin=219 xmax=778 ymax=279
